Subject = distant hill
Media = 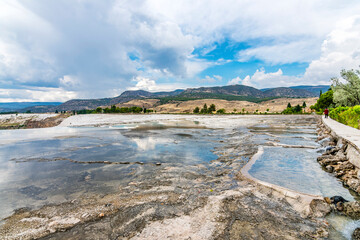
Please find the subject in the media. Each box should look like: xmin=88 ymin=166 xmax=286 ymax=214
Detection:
xmin=0 ymin=102 xmax=62 ymax=113
xmin=261 ymin=85 xmax=330 ymax=96
xmin=289 ymin=85 xmax=330 ymax=96
xmin=20 ymin=90 xmax=184 ymax=112
xmin=181 ymin=85 xmax=264 ymax=98
xmin=17 ymin=85 xmax=327 ymax=113
xmin=262 ymin=87 xmax=315 ymax=98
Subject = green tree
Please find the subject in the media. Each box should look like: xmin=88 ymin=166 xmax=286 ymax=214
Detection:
xmin=287 ymin=103 xmax=292 ymax=108
xmin=200 ymin=104 xmax=208 ymax=113
xmin=332 ymin=68 xmax=360 ymax=106
xmin=96 ymin=107 xmax=102 ymax=113
xmin=111 ymin=105 xmax=116 ymax=112
xmin=294 ymin=104 xmax=302 ymax=113
xmin=208 ymin=104 xmax=216 ymax=113
xmin=55 ymin=110 xmax=58 ymax=113
xmin=193 ymin=107 xmax=200 ymax=113
xmin=302 ymin=102 xmax=306 ymax=108
xmin=319 ymin=90 xmax=322 ymax=97
xmin=217 ymin=108 xmax=226 ymax=114
xmin=310 ymin=90 xmax=334 ymax=112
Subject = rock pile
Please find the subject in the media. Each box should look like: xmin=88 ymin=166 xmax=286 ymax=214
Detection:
xmin=317 ymin=121 xmax=360 ymax=195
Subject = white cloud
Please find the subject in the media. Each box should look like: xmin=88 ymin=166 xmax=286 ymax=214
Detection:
xmin=0 ymin=87 xmax=77 ymax=102
xmin=127 ymin=76 xmax=188 ymax=92
xmin=200 ymin=75 xmax=222 ymax=83
xmin=303 ymin=15 xmax=360 ymax=83
xmin=1 ymin=0 xmax=360 ymax=101
xmin=228 ymin=69 xmax=302 ymax=89
xmin=59 ymin=75 xmax=79 ymax=88
xmin=129 ymin=76 xmax=157 ymax=92
xmin=237 ymin=40 xmax=322 ymax=64
xmin=228 ymin=76 xmax=243 ymax=85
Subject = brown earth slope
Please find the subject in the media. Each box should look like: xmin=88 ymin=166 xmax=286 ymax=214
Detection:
xmin=113 ymin=97 xmax=317 ymax=113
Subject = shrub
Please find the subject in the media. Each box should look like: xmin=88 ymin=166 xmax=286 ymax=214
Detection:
xmin=329 ymin=105 xmax=360 ymax=129
xmin=216 ymin=108 xmax=226 ymax=114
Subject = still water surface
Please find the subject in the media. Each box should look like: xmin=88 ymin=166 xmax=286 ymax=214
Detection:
xmin=0 ymin=123 xmax=220 ymax=219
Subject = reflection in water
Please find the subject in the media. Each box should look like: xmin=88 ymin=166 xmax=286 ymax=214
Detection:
xmin=248 ymin=122 xmax=359 ymax=239
xmin=131 ymin=137 xmax=171 ymax=151
xmin=248 ymin=124 xmax=355 ymax=199
xmin=0 ymin=125 xmax=221 ymax=219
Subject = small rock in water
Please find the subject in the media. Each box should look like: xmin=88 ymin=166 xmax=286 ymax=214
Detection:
xmin=336 ymin=202 xmax=344 ymax=211
xmin=352 ymin=228 xmax=360 ymax=240
xmin=98 ymin=213 xmax=105 ymax=218
xmin=343 ymin=201 xmax=360 ymax=218
xmin=324 ymin=197 xmax=331 ymax=204
xmin=326 ymin=146 xmax=334 ymax=151
xmin=330 ymin=196 xmax=349 ymax=205
xmin=309 ymin=199 xmax=331 ymax=217
xmin=105 ymin=203 xmax=112 ymax=207
xmin=155 ymin=162 xmax=161 ymax=166
xmin=325 ymin=165 xmax=334 ymax=173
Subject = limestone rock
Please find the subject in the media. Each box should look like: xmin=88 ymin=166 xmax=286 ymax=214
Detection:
xmin=309 ymin=199 xmax=331 ymax=218
xmin=324 ymin=197 xmax=331 ymax=204
xmin=335 ymin=151 xmax=347 ymax=161
xmin=318 ymin=156 xmax=340 ymax=166
xmin=352 ymin=227 xmax=360 ymax=240
xmin=347 ymin=178 xmax=360 ymax=191
xmin=325 ymin=165 xmax=334 ymax=173
xmin=336 ymin=202 xmax=344 ymax=211
xmin=343 ymin=202 xmax=360 ymax=218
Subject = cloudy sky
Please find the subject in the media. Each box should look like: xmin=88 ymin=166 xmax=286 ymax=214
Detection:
xmin=1 ymin=0 xmax=360 ymax=102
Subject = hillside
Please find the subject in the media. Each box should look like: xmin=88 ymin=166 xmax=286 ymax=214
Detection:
xmin=17 ymin=84 xmax=327 ymax=113
xmin=262 ymin=87 xmax=315 ymax=98
xmin=117 ymin=97 xmax=317 ymax=114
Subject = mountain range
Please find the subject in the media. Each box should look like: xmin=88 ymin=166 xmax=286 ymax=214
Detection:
xmin=14 ymin=85 xmax=329 ymax=113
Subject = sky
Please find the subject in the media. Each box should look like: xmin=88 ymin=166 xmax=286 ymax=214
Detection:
xmin=1 ymin=0 xmax=360 ymax=102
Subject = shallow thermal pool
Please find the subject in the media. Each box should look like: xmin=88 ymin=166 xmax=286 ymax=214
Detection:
xmin=247 ymin=121 xmax=359 ymax=239
xmin=0 ymin=121 xmax=222 ymax=219
xmin=248 ymin=123 xmax=355 ymax=200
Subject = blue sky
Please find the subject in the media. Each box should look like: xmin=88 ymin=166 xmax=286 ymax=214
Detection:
xmin=1 ymin=0 xmax=360 ymax=102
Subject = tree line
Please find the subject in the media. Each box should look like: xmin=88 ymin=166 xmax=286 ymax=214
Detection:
xmin=67 ymin=106 xmax=153 ymax=115
xmin=193 ymin=104 xmax=226 ymax=114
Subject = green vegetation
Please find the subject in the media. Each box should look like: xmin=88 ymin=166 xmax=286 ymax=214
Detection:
xmin=310 ymin=89 xmax=334 ymax=112
xmin=157 ymin=93 xmax=280 ymax=105
xmin=76 ymin=105 xmax=144 ymax=114
xmin=193 ymin=103 xmax=217 ymax=114
xmin=329 ymin=106 xmax=360 ymax=129
xmin=282 ymin=104 xmax=305 ymax=114
xmin=331 ymin=68 xmax=360 ymax=107
xmin=0 ymin=111 xmax=18 ymax=115
xmin=216 ymin=108 xmax=226 ymax=114
xmin=309 ymin=68 xmax=360 ymax=129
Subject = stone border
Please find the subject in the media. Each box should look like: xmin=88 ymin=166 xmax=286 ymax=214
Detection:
xmin=240 ymin=146 xmax=323 ymax=216
xmin=321 ymin=116 xmax=360 ymax=169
